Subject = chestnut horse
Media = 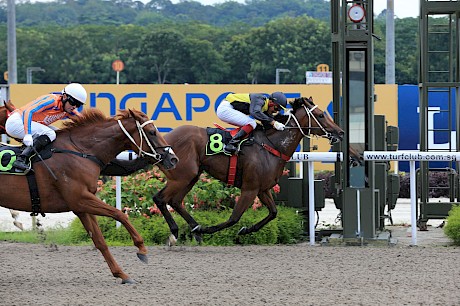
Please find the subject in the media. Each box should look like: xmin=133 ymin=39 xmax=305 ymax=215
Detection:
xmin=0 ymin=108 xmax=178 ymax=283
xmin=0 ymin=100 xmax=24 ymax=230
xmin=154 ymin=97 xmax=345 ymax=243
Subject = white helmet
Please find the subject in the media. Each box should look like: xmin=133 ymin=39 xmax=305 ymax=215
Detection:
xmin=62 ymin=83 xmax=87 ymax=104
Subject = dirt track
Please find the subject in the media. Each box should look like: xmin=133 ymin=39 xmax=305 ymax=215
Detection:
xmin=1 ymin=240 xmax=459 ymax=305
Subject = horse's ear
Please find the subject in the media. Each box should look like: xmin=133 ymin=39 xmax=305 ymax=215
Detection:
xmin=128 ymin=109 xmax=136 ymax=119
xmin=307 ymin=96 xmax=314 ymax=104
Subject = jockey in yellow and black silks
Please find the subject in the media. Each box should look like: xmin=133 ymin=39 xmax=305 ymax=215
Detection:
xmin=216 ymin=92 xmax=287 ymax=155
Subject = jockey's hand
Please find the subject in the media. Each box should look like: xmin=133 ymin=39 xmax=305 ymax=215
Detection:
xmin=273 ymin=121 xmax=285 ymax=131
xmin=23 ymin=134 xmax=33 ymax=146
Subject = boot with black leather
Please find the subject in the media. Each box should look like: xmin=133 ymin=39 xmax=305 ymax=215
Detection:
xmin=13 ymin=135 xmax=52 ymax=173
xmin=223 ymin=129 xmax=248 ymax=155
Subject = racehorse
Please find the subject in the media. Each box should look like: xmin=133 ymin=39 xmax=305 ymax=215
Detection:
xmin=0 ymin=100 xmax=24 ymax=230
xmin=153 ymin=97 xmax=345 ymax=243
xmin=0 ymin=108 xmax=178 ymax=283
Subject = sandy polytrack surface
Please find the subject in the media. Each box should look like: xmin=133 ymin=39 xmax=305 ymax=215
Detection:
xmin=0 ymin=241 xmax=459 ymax=306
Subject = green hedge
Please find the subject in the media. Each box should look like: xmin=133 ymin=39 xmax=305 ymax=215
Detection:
xmin=69 ymin=206 xmax=304 ymax=246
xmin=444 ymin=205 xmax=460 ymax=245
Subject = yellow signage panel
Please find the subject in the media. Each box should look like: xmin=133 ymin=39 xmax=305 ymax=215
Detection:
xmin=10 ymin=84 xmax=397 ymax=169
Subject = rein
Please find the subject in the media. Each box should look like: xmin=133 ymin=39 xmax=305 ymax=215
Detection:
xmin=282 ymin=104 xmax=332 ymax=141
xmin=117 ymin=119 xmax=168 ymax=165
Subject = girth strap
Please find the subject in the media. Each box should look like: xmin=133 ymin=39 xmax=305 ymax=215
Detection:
xmin=227 ymin=155 xmax=238 ymax=186
xmin=26 ymin=172 xmax=45 ymax=217
xmin=52 ymin=148 xmax=105 ymax=168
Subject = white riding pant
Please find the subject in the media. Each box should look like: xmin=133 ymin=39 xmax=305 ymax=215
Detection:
xmin=5 ymin=112 xmax=57 ymax=141
xmin=216 ymin=100 xmax=257 ymax=129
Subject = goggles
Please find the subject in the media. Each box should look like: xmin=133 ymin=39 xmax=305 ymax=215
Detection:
xmin=67 ymin=95 xmax=83 ymax=108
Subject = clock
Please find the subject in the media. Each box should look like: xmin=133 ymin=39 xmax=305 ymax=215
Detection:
xmin=348 ymin=4 xmax=366 ymax=23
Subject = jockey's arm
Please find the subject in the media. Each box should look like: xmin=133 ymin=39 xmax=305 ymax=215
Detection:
xmin=249 ymin=94 xmax=273 ymax=124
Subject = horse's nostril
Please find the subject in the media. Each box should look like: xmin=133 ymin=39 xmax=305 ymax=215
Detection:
xmin=171 ymin=157 xmax=179 ymax=165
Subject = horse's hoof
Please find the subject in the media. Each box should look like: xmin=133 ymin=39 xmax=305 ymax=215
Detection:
xmin=191 ymin=225 xmax=202 ymax=233
xmin=122 ymin=278 xmax=137 ymax=284
xmin=137 ymin=253 xmax=148 ymax=264
xmin=237 ymin=227 xmax=248 ymax=235
xmin=167 ymin=234 xmax=177 ymax=247
xmin=193 ymin=233 xmax=203 ymax=244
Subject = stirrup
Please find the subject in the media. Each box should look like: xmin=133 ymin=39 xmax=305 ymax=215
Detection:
xmin=223 ymin=144 xmax=238 ymax=155
xmin=13 ymin=160 xmax=31 ymax=173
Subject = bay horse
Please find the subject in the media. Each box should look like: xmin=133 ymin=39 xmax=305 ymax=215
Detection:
xmin=154 ymin=97 xmax=345 ymax=243
xmin=0 ymin=108 xmax=178 ymax=283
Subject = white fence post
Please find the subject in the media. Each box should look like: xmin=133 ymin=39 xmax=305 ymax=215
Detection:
xmin=290 ymin=152 xmax=343 ymax=246
xmin=113 ymin=151 xmax=138 ymax=228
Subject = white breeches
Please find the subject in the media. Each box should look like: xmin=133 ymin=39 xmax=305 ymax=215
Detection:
xmin=216 ymin=101 xmax=257 ymax=129
xmin=5 ymin=112 xmax=57 ymax=141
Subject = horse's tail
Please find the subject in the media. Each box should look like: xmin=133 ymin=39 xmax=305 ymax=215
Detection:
xmin=4 ymin=100 xmax=16 ymax=112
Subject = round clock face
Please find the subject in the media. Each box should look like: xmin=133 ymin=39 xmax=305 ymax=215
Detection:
xmin=348 ymin=4 xmax=365 ymax=23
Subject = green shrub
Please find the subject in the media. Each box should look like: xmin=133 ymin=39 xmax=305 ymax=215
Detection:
xmin=444 ymin=205 xmax=460 ymax=245
xmin=68 ymin=206 xmax=303 ymax=246
xmin=92 ymin=167 xmax=303 ymax=245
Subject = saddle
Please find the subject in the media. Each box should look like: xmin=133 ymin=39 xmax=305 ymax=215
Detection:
xmin=0 ymin=143 xmax=54 ymax=216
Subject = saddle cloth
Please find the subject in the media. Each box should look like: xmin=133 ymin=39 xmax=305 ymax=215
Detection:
xmin=0 ymin=143 xmax=52 ymax=175
xmin=205 ymin=126 xmax=252 ymax=156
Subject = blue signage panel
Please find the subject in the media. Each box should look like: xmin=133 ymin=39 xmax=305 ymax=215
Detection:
xmin=398 ymin=85 xmax=457 ymax=171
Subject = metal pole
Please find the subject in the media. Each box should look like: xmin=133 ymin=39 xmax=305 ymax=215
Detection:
xmin=410 ymin=160 xmax=417 ymax=245
xmin=385 ymin=0 xmax=395 ymax=84
xmin=7 ymin=0 xmax=17 ymax=84
xmin=115 ymin=72 xmax=121 ymax=228
xmin=26 ymin=67 xmax=45 ymax=84
xmin=308 ymin=161 xmax=315 ymax=246
xmin=275 ymin=68 xmax=290 ymax=84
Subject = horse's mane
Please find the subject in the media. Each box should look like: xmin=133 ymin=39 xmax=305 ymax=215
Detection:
xmin=60 ymin=109 xmax=131 ymax=132
xmin=290 ymin=97 xmax=315 ymax=111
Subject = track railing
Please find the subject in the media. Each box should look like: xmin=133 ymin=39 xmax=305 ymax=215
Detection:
xmin=363 ymin=151 xmax=460 ymax=245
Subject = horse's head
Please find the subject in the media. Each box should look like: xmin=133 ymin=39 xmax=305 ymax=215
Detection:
xmin=289 ymin=96 xmax=344 ymax=144
xmin=119 ymin=109 xmax=179 ymax=170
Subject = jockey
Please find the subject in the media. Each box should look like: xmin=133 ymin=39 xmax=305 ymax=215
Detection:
xmin=5 ymin=83 xmax=87 ymax=173
xmin=216 ymin=91 xmax=287 ymax=155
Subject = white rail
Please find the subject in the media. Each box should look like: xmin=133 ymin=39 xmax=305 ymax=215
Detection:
xmin=364 ymin=150 xmax=460 ymax=245
xmin=290 ymin=152 xmax=343 ymax=246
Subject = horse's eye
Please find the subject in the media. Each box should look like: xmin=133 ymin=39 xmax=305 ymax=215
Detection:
xmin=149 ymin=130 xmax=156 ymax=136
xmin=319 ymin=114 xmax=324 ymax=119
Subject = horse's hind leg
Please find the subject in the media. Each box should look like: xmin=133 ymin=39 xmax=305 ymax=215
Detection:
xmin=194 ymin=189 xmax=258 ymax=235
xmin=237 ymin=190 xmax=277 ymax=235
xmin=76 ymin=212 xmax=134 ymax=284
xmin=10 ymin=209 xmax=23 ymax=231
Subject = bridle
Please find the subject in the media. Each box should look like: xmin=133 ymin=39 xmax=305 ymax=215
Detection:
xmin=282 ymin=100 xmax=334 ymax=143
xmin=118 ymin=119 xmax=172 ymax=164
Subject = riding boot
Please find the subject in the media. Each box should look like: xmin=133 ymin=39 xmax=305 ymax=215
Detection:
xmin=223 ymin=129 xmax=249 ymax=155
xmin=13 ymin=135 xmax=52 ymax=173
xmin=13 ymin=146 xmax=35 ymax=172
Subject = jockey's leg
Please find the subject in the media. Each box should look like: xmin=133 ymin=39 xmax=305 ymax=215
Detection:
xmin=224 ymin=124 xmax=254 ymax=155
xmin=13 ymin=125 xmax=55 ymax=172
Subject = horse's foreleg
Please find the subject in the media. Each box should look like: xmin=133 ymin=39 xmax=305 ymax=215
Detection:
xmin=194 ymin=190 xmax=258 ymax=235
xmin=153 ymin=189 xmax=179 ymax=244
xmin=76 ymin=212 xmax=134 ymax=284
xmin=238 ymin=190 xmax=277 ymax=235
